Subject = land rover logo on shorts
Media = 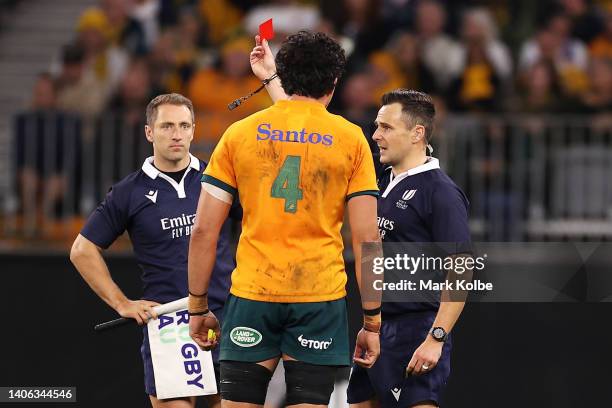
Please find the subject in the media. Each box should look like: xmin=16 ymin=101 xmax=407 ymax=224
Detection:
xmin=230 ymin=327 xmax=262 ymax=347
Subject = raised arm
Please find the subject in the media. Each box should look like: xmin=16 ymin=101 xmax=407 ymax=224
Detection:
xmin=250 ymin=35 xmax=288 ymax=102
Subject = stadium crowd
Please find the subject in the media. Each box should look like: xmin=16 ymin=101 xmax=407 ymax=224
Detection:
xmin=25 ymin=0 xmax=612 ymax=137
xmin=8 ymin=0 xmax=612 ymax=241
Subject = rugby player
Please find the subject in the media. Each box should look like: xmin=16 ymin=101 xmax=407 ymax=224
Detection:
xmin=187 ymin=31 xmax=382 ymax=407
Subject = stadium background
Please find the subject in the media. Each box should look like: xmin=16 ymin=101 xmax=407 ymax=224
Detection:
xmin=0 ymin=0 xmax=611 ymax=406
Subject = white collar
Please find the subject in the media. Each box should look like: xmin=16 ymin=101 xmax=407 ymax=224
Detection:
xmin=142 ymin=153 xmax=199 ymax=179
xmin=141 ymin=153 xmax=200 ymax=198
xmin=382 ymin=157 xmax=440 ymax=198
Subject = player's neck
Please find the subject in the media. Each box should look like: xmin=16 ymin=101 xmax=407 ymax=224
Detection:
xmin=153 ymin=154 xmax=191 ymax=172
xmin=288 ymin=94 xmax=329 ymax=106
xmin=392 ymin=150 xmax=428 ymax=176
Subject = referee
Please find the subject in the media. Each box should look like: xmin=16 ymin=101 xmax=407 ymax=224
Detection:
xmin=347 ymin=89 xmax=471 ymax=408
xmin=70 ymin=94 xmax=239 ymax=408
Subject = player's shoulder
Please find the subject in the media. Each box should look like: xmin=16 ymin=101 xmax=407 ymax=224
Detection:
xmin=229 ymin=106 xmax=276 ymax=130
xmin=325 ymin=112 xmax=365 ymax=138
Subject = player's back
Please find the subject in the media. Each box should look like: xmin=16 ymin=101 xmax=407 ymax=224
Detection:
xmin=203 ymin=99 xmax=377 ymax=302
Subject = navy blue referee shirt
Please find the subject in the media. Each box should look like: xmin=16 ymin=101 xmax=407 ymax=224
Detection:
xmin=81 ymin=154 xmax=240 ymax=313
xmin=376 ymin=158 xmax=471 ymax=316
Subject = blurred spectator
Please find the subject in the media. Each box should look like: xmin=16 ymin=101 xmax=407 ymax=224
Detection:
xmin=199 ymin=0 xmax=243 ymax=45
xmin=578 ymin=57 xmax=612 ymax=112
xmin=516 ymin=60 xmax=567 ymax=112
xmin=74 ymin=7 xmax=129 ymax=99
xmin=519 ymin=13 xmax=589 ymax=95
xmin=589 ymin=10 xmax=612 ymax=58
xmin=100 ymin=0 xmax=148 ymax=55
xmin=388 ymin=31 xmax=438 ymax=94
xmin=447 ymin=8 xmax=512 ymax=112
xmin=149 ymin=8 xmax=208 ymax=95
xmin=413 ymin=0 xmax=462 ymax=91
xmin=14 ymin=74 xmax=82 ymax=219
xmin=55 ymin=43 xmax=112 ymax=119
xmin=188 ymin=35 xmax=271 ymax=141
xmin=131 ymin=0 xmax=161 ymax=50
xmin=380 ymin=0 xmax=413 ymax=33
xmin=367 ymin=52 xmax=407 ymax=104
xmin=340 ymin=72 xmax=380 ymax=168
xmin=106 ymin=59 xmax=156 ymax=126
xmin=559 ymin=0 xmax=604 ymax=43
xmin=323 ymin=0 xmax=392 ymax=62
xmin=245 ymin=0 xmax=320 ymax=42
xmin=365 ymin=32 xmax=437 ymax=105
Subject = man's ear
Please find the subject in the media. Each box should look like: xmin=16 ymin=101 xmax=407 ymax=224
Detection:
xmin=145 ymin=125 xmax=154 ymax=143
xmin=412 ymin=124 xmax=426 ymax=144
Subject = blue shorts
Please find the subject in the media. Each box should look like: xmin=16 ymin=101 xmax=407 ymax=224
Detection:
xmin=347 ymin=312 xmax=452 ymax=407
xmin=142 ymin=321 xmax=222 ymax=397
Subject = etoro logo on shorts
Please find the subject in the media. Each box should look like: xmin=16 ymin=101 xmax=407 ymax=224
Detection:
xmin=297 ymin=334 xmax=333 ymax=350
xmin=230 ymin=327 xmax=262 ymax=347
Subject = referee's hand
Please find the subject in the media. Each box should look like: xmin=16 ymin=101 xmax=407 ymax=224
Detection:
xmin=189 ymin=311 xmax=221 ymax=351
xmin=353 ymin=328 xmax=380 ymax=368
xmin=116 ymin=299 xmax=160 ymax=325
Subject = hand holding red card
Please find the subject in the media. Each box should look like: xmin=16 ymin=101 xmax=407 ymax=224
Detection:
xmin=259 ymin=18 xmax=274 ymax=41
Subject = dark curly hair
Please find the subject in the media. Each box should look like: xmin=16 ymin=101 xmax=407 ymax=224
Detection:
xmin=275 ymin=31 xmax=346 ymax=99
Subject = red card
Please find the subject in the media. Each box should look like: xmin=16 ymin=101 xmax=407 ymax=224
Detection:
xmin=259 ymin=18 xmax=274 ymax=40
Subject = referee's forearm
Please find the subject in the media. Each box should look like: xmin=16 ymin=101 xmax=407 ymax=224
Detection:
xmin=432 ymin=300 xmax=465 ymax=335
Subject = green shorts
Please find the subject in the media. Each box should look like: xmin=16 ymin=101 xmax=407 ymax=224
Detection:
xmin=220 ymin=294 xmax=350 ymax=366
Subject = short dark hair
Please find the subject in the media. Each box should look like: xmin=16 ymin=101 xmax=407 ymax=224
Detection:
xmin=381 ymin=89 xmax=435 ymax=142
xmin=146 ymin=93 xmax=194 ymax=126
xmin=275 ymin=31 xmax=346 ymax=98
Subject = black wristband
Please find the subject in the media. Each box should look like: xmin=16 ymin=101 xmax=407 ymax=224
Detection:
xmin=363 ymin=306 xmax=381 ymax=316
xmin=188 ymin=309 xmax=209 ymax=316
xmin=189 ymin=291 xmax=207 ymax=297
xmin=262 ymin=73 xmax=278 ymax=85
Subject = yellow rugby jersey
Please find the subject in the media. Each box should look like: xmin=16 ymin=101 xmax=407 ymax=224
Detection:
xmin=202 ymin=99 xmax=378 ymax=302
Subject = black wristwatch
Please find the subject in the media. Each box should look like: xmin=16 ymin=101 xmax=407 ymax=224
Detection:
xmin=429 ymin=327 xmax=448 ymax=342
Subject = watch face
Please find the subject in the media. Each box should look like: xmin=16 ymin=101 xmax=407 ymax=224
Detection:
xmin=433 ymin=328 xmax=445 ymax=339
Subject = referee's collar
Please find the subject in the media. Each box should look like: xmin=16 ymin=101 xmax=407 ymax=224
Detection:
xmin=388 ymin=157 xmax=440 ymax=181
xmin=382 ymin=157 xmax=440 ymax=198
xmin=142 ymin=153 xmax=200 ymax=179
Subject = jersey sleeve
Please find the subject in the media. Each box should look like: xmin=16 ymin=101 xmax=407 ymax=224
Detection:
xmin=431 ymin=183 xmax=471 ymax=253
xmin=201 ymin=127 xmax=237 ymax=198
xmin=80 ymin=186 xmax=128 ymax=249
xmin=346 ymin=132 xmax=379 ymax=200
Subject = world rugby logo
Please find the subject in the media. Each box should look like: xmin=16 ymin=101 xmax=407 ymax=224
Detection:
xmin=230 ymin=327 xmax=262 ymax=347
xmin=396 ymin=189 xmax=416 ymax=209
xmin=402 ymin=189 xmax=417 ymax=200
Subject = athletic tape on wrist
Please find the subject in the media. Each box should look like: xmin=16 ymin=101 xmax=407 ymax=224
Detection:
xmin=188 ymin=293 xmax=208 ymax=313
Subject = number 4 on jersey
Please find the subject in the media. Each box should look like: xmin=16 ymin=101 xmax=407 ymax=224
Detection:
xmin=271 ymin=155 xmax=303 ymax=213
